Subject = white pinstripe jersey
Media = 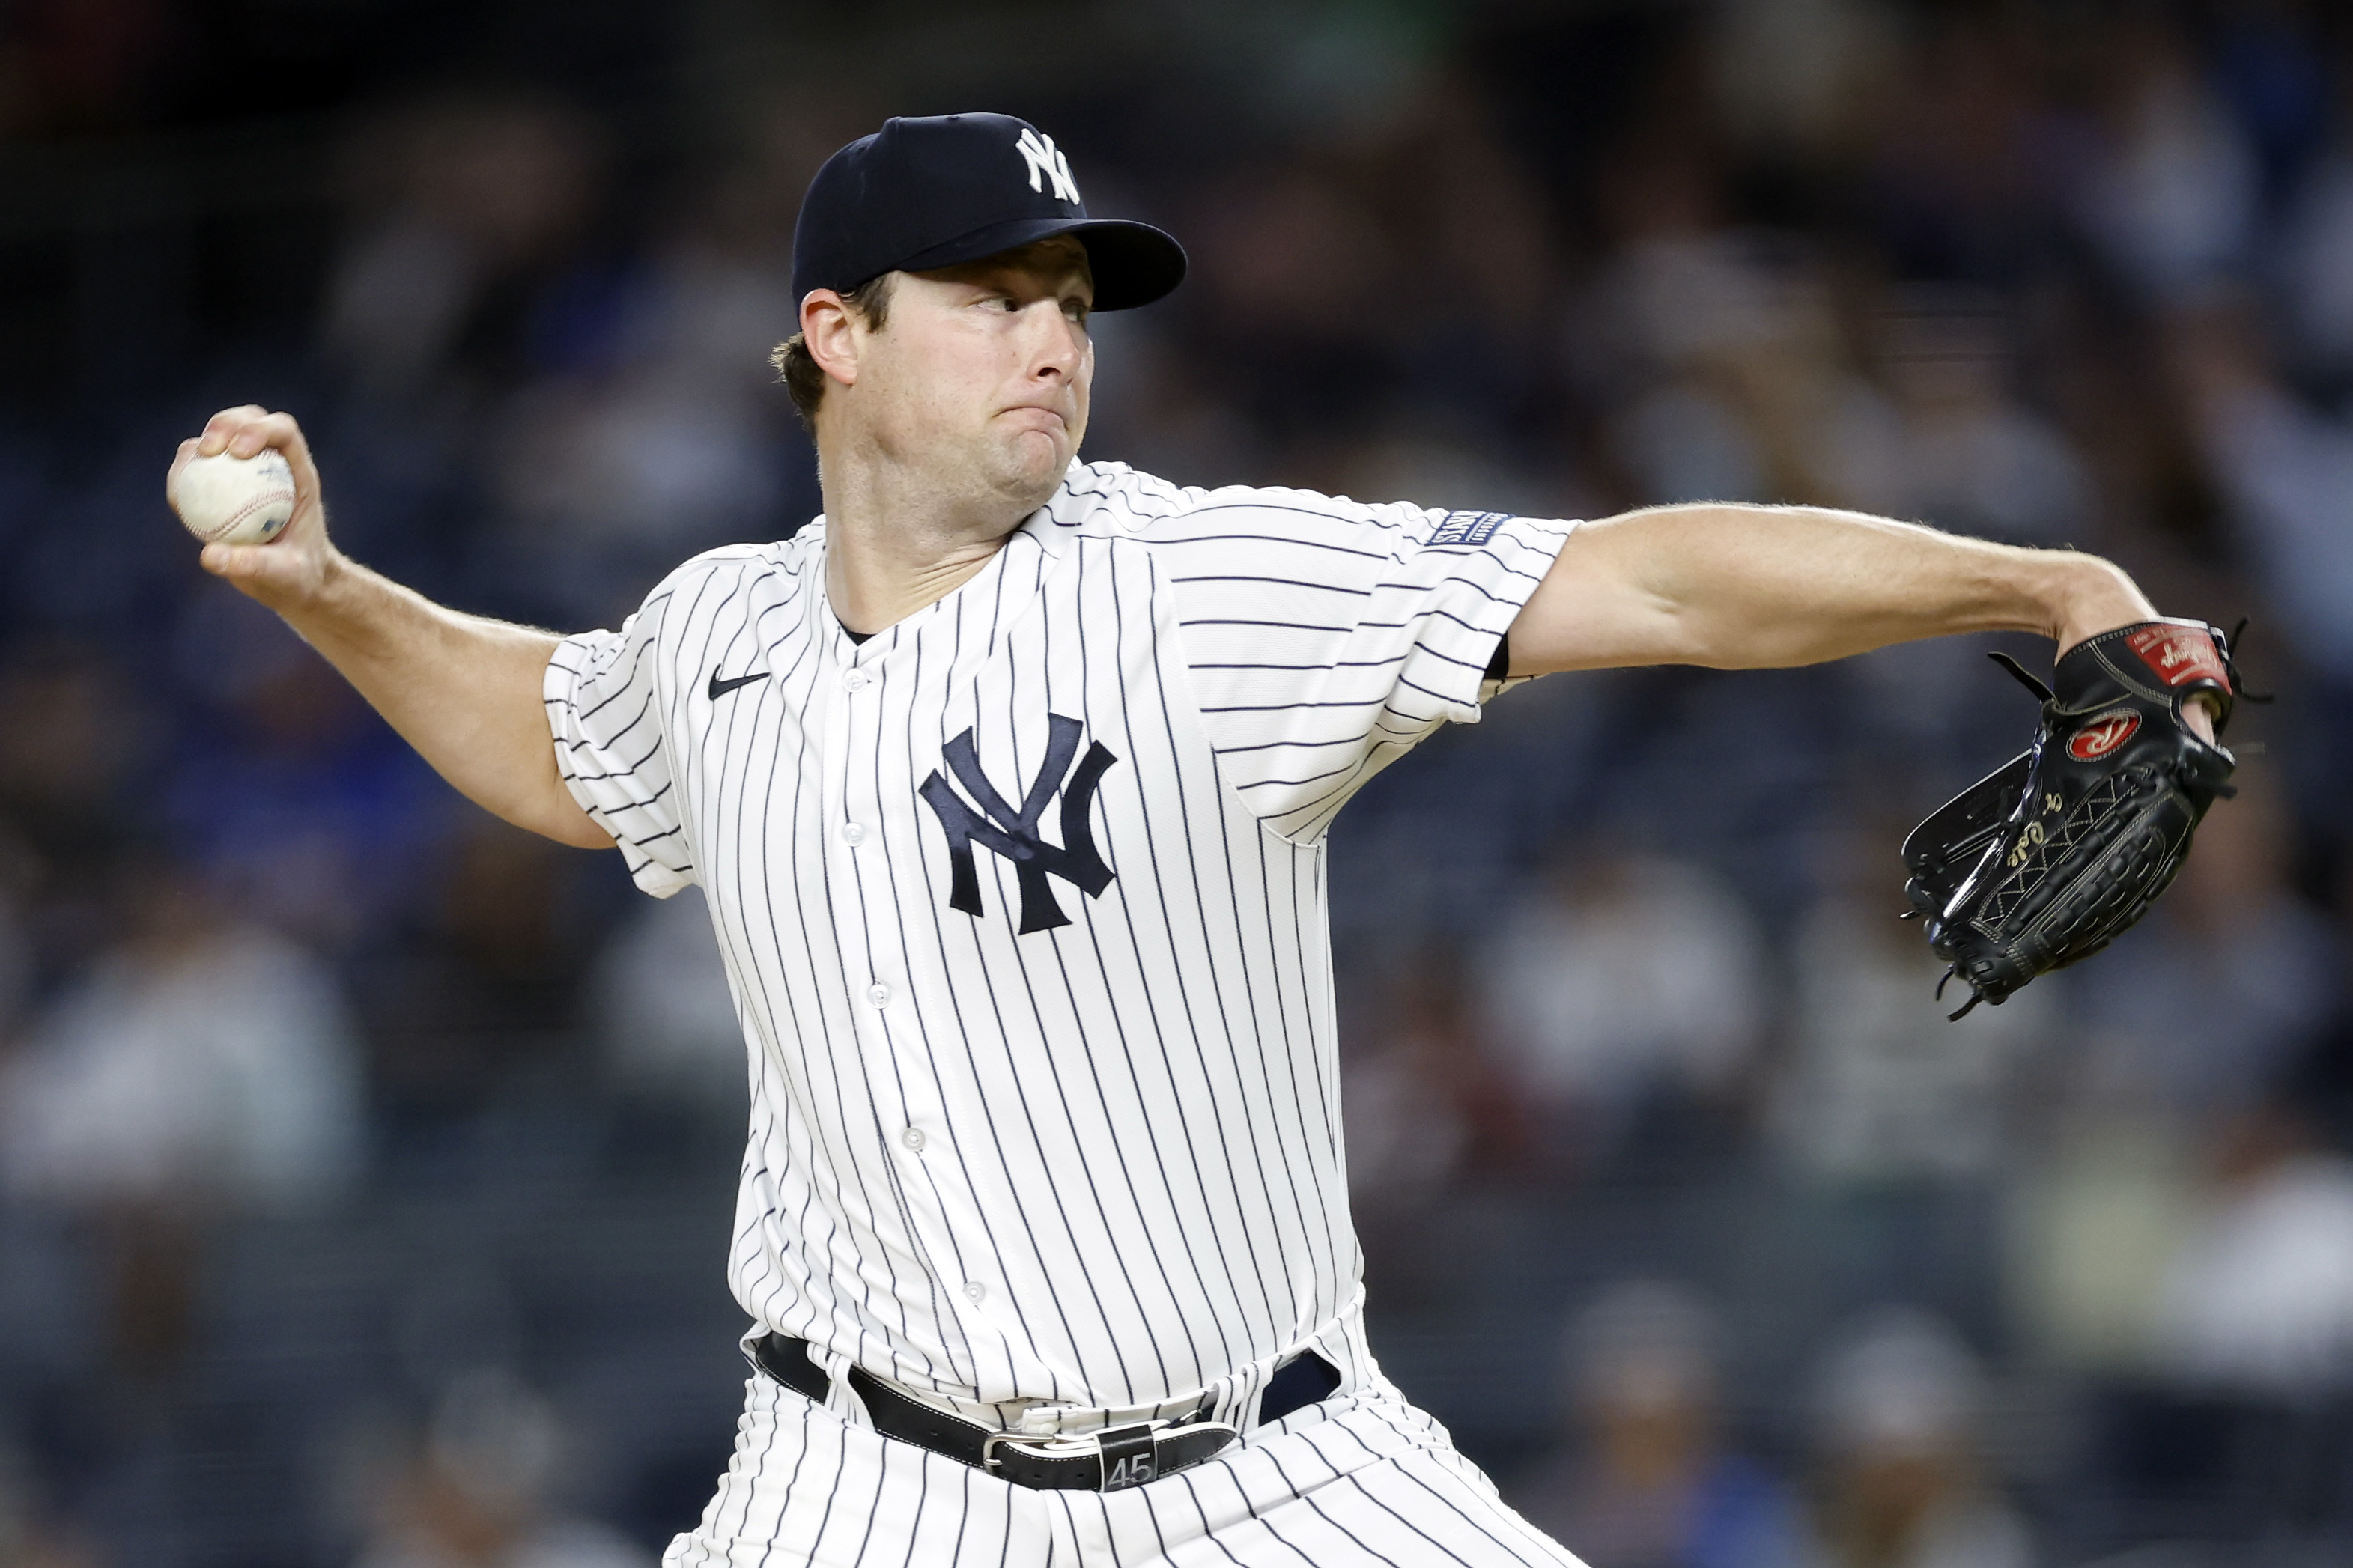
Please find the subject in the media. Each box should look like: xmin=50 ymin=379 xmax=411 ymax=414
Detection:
xmin=547 ymin=461 xmax=1576 ymax=1426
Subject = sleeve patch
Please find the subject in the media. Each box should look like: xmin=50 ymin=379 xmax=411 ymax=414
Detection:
xmin=1428 ymin=510 xmax=1513 ymax=548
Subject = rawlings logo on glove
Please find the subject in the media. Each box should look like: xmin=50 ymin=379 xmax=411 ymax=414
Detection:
xmin=1901 ymin=619 xmax=2255 ymax=1019
xmin=2126 ymin=623 xmax=2230 ymax=687
xmin=2067 ymin=712 xmax=2139 ymax=760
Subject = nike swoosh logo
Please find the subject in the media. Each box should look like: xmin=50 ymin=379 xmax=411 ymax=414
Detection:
xmin=708 ymin=669 xmax=769 ymax=700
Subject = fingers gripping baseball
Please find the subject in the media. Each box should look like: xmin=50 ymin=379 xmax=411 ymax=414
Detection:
xmin=171 ymin=406 xmax=336 ymax=608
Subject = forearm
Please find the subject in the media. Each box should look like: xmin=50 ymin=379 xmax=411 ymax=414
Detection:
xmin=177 ymin=405 xmax=609 ymax=849
xmin=1510 ymin=504 xmax=2155 ymax=674
xmin=281 ymin=556 xmax=607 ymax=847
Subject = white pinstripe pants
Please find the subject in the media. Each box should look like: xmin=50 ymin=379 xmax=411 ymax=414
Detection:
xmin=664 ymin=1370 xmax=1587 ymax=1567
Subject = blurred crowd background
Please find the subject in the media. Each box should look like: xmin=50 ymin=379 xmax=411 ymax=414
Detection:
xmin=2 ymin=1 xmax=2352 ymax=1565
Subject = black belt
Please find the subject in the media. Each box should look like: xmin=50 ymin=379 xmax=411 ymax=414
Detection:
xmin=749 ymin=1333 xmax=1341 ymax=1492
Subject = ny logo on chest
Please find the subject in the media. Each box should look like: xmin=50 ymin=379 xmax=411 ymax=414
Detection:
xmin=917 ymin=714 xmax=1117 ymax=934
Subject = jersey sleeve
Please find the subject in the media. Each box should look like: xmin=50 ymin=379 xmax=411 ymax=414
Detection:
xmin=544 ymin=590 xmax=696 ymax=898
xmin=1154 ymin=489 xmax=1576 ymax=839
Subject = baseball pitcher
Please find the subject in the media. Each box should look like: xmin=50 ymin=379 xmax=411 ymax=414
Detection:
xmin=172 ymin=114 xmax=2235 ymax=1567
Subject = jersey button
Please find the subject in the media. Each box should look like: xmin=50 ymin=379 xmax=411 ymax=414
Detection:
xmin=962 ymin=1281 xmax=986 ymax=1304
xmin=842 ymin=669 xmax=872 ymax=692
xmin=866 ymin=983 xmax=891 ymax=1008
xmin=901 ymin=1127 xmax=925 ymax=1152
xmin=840 ymin=822 xmax=866 ymax=846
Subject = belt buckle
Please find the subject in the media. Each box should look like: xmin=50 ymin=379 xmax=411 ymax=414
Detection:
xmin=983 ymin=1419 xmax=1168 ymax=1491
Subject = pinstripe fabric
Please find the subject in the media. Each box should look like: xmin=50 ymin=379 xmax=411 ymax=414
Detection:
xmin=664 ymin=1372 xmax=1588 ymax=1567
xmin=544 ymin=460 xmax=1574 ymax=1429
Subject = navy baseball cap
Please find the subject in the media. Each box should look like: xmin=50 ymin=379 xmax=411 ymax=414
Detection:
xmin=792 ymin=113 xmax=1186 ymax=312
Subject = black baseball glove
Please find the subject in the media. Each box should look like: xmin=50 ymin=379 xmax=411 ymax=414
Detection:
xmin=1901 ymin=619 xmax=2252 ymax=1019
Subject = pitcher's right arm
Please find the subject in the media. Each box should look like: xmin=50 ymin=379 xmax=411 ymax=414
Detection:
xmin=175 ymin=406 xmax=610 ymax=849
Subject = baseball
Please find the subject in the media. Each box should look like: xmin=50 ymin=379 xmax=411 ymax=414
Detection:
xmin=170 ymin=449 xmax=296 ymax=546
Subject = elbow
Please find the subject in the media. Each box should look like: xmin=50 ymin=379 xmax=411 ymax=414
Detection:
xmin=507 ymin=783 xmax=616 ymax=851
xmin=1679 ymin=626 xmax=1820 ymax=671
xmin=1627 ymin=595 xmax=1771 ymax=670
xmin=540 ymin=803 xmax=618 ymax=851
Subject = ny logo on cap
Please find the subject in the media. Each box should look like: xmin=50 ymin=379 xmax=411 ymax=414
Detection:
xmin=1015 ymin=127 xmax=1081 ymax=204
xmin=919 ymin=714 xmax=1116 ymax=933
